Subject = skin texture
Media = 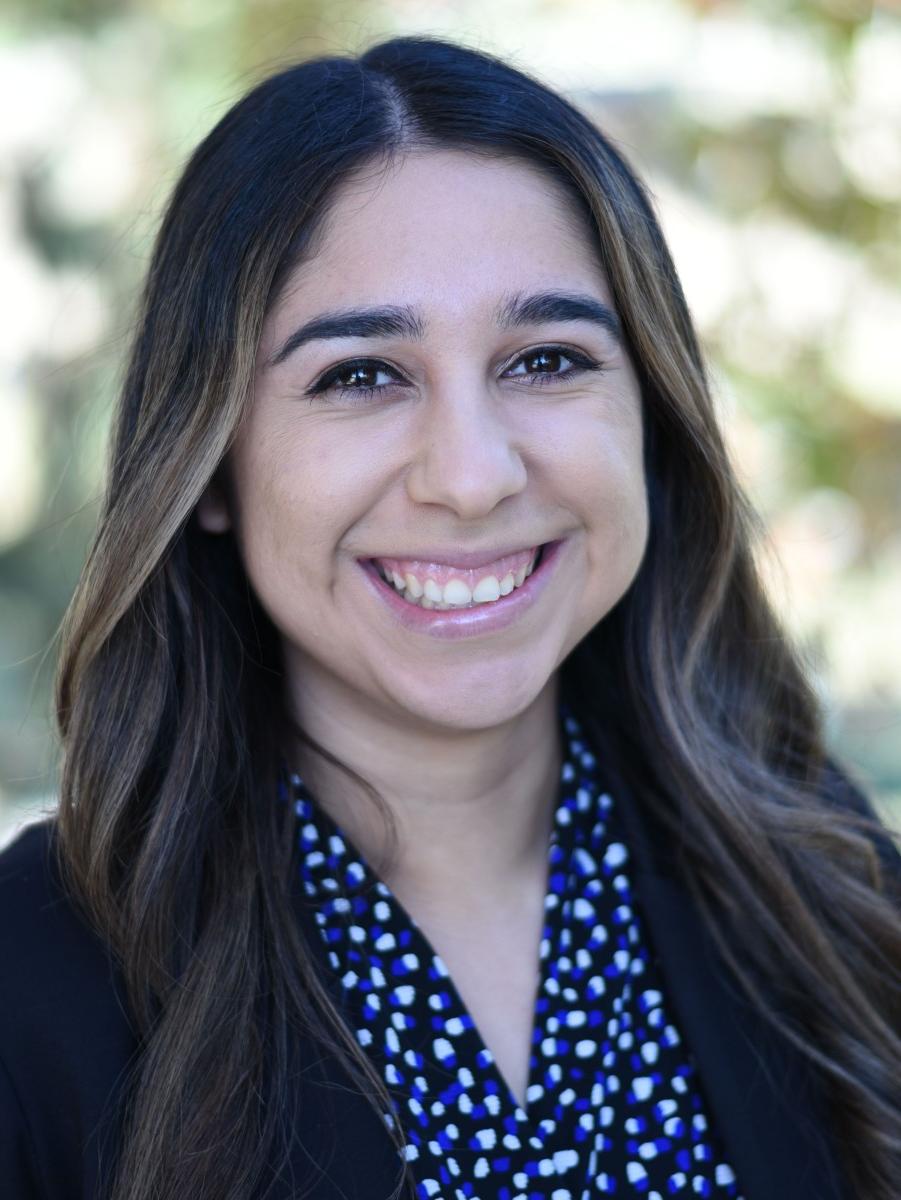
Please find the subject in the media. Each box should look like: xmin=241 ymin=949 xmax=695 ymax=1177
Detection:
xmin=197 ymin=151 xmax=649 ymax=1099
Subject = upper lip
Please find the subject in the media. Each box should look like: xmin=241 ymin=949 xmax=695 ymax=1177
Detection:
xmin=362 ymin=541 xmax=550 ymax=570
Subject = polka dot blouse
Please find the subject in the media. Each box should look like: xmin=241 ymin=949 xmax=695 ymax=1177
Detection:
xmin=292 ymin=706 xmax=746 ymax=1199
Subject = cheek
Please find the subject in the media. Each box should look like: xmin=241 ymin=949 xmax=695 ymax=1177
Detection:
xmin=538 ymin=389 xmax=646 ymax=514
xmin=559 ymin=404 xmax=649 ymax=577
xmin=227 ymin=414 xmax=386 ymax=608
xmin=227 ymin=425 xmax=331 ymax=593
xmin=584 ymin=473 xmax=648 ymax=589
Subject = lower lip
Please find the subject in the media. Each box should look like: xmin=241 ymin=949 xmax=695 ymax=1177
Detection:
xmin=356 ymin=540 xmax=566 ymax=642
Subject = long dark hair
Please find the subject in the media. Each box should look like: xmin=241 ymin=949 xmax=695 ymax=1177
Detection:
xmin=54 ymin=35 xmax=900 ymax=1200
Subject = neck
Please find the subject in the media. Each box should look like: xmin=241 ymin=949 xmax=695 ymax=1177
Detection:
xmin=290 ymin=674 xmax=563 ymax=902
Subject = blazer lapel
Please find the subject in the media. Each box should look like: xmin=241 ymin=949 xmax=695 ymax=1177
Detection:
xmin=611 ymin=772 xmax=847 ymax=1200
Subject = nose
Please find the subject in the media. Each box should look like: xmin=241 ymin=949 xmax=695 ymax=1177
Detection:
xmin=404 ymin=379 xmax=528 ymax=518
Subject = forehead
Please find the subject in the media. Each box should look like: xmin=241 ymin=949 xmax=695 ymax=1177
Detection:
xmin=268 ymin=149 xmax=612 ymax=328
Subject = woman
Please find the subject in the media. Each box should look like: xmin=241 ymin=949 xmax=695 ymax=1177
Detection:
xmin=0 ymin=34 xmax=898 ymax=1200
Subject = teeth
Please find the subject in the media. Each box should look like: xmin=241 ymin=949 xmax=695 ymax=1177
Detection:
xmin=472 ymin=575 xmax=501 ymax=603
xmin=375 ymin=546 xmax=544 ymax=610
xmin=443 ymin=579 xmax=472 ymax=606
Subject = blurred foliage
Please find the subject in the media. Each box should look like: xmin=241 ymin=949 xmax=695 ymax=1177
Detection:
xmin=1 ymin=0 xmax=899 ymax=840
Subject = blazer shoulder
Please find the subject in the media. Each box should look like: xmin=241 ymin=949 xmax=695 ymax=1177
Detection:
xmin=0 ymin=819 xmax=112 ymax=989
xmin=0 ymin=817 xmax=62 ymax=906
xmin=0 ymin=818 xmax=72 ymax=976
xmin=0 ymin=820 xmax=139 ymax=1200
xmin=0 ymin=816 xmax=137 ymax=1042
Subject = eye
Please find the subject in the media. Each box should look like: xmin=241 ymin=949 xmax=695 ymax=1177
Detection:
xmin=502 ymin=345 xmax=603 ymax=386
xmin=304 ymin=358 xmax=408 ymax=402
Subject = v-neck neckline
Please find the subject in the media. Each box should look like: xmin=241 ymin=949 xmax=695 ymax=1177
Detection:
xmin=287 ymin=712 xmax=762 ymax=1200
xmin=290 ymin=702 xmax=615 ymax=1128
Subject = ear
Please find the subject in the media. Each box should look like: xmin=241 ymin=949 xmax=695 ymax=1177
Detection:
xmin=195 ymin=479 xmax=232 ymax=533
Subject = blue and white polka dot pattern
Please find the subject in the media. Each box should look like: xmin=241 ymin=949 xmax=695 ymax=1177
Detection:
xmin=293 ymin=708 xmax=746 ymax=1200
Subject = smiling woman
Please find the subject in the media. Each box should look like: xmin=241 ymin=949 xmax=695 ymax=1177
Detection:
xmin=0 ymin=34 xmax=899 ymax=1200
xmin=196 ymin=149 xmax=647 ymax=729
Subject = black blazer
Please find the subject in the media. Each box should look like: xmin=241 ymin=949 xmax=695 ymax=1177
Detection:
xmin=1 ymin=761 xmax=898 ymax=1200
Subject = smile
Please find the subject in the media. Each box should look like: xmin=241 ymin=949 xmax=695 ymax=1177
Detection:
xmin=357 ymin=540 xmax=565 ymax=641
xmin=371 ymin=546 xmax=542 ymax=610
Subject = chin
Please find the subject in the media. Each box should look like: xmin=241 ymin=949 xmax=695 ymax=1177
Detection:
xmin=382 ymin=658 xmax=559 ymax=735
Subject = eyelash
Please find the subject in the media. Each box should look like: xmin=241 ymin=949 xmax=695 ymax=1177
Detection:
xmin=303 ymin=345 xmax=605 ymax=403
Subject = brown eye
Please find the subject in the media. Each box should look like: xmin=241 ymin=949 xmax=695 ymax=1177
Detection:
xmin=503 ymin=345 xmax=600 ymax=382
xmin=306 ymin=358 xmax=405 ymax=400
xmin=335 ymin=363 xmax=383 ymax=389
xmin=524 ymin=349 xmax=564 ymax=374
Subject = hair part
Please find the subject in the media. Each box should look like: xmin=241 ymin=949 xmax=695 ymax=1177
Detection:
xmin=54 ymin=34 xmax=900 ymax=1200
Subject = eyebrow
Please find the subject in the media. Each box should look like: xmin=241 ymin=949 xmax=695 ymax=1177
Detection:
xmin=495 ymin=290 xmax=623 ymax=345
xmin=269 ymin=306 xmax=425 ymax=367
xmin=268 ymin=289 xmax=622 ymax=367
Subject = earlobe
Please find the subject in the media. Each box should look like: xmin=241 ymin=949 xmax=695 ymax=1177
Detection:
xmin=195 ymin=481 xmax=232 ymax=533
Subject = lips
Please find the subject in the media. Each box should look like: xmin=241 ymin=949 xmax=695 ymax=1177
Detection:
xmin=357 ymin=538 xmax=563 ymax=640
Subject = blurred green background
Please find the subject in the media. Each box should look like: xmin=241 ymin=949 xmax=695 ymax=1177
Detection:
xmin=2 ymin=0 xmax=900 ymax=846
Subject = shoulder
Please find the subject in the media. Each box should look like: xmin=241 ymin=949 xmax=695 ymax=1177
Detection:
xmin=0 ymin=818 xmax=128 ymax=1017
xmin=0 ymin=817 xmax=76 ymax=949
xmin=0 ymin=820 xmax=139 ymax=1200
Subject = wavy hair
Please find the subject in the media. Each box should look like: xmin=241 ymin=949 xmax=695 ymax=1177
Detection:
xmin=54 ymin=35 xmax=900 ymax=1200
